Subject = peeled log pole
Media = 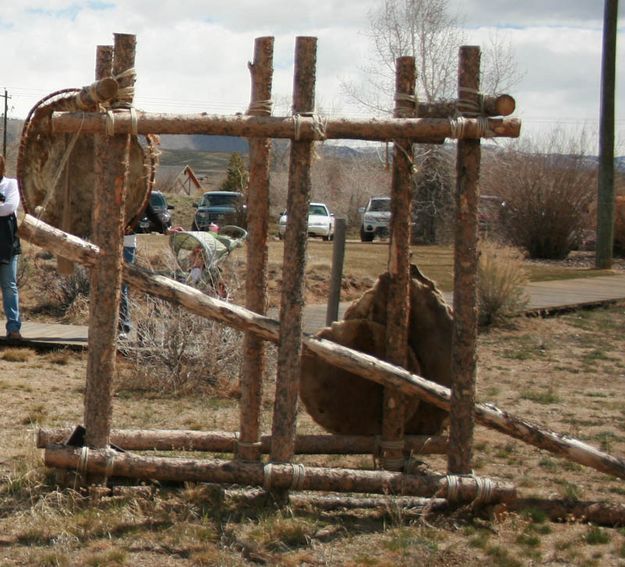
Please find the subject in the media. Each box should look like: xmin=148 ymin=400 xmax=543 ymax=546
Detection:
xmin=83 ymin=34 xmax=135 ymax=449
xmin=50 ymin=111 xmax=521 ymax=141
xmin=449 ymin=46 xmax=481 ymax=474
xmin=271 ymin=37 xmax=316 ymax=464
xmin=239 ymin=36 xmax=274 ymax=462
xmin=36 ymin=428 xmax=448 ymax=455
xmin=19 ymin=215 xmax=625 ymax=480
xmin=44 ymin=446 xmax=516 ymax=502
xmin=382 ymin=56 xmax=415 ymax=470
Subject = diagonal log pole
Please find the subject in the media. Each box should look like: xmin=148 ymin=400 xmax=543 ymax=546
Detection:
xmin=19 ymin=214 xmax=625 ymax=480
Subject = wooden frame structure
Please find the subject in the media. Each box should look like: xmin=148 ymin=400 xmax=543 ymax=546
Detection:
xmin=27 ymin=33 xmax=625 ymax=511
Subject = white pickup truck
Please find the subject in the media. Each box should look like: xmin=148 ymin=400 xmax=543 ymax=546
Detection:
xmin=359 ymin=196 xmax=391 ymax=242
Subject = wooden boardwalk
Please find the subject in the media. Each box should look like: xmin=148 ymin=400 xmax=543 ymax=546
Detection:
xmin=1 ymin=274 xmax=624 ymax=349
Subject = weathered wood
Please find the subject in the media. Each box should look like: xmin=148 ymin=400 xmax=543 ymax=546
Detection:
xmin=20 ymin=215 xmax=625 ymax=480
xmin=512 ymin=498 xmax=625 ymax=528
xmin=448 ymin=46 xmax=481 ymax=475
xmin=289 ymin=494 xmax=450 ymax=514
xmin=51 ymin=111 xmax=521 ymax=141
xmin=271 ymin=37 xmax=317 ymax=465
xmin=84 ymin=34 xmax=135 ymax=449
xmin=44 ymin=446 xmax=516 ymax=502
xmin=417 ymin=94 xmax=515 ymax=118
xmin=382 ymin=56 xmax=416 ymax=471
xmin=74 ymin=77 xmax=119 ymax=109
xmin=36 ymin=428 xmax=448 ymax=455
xmin=239 ymin=36 xmax=274 ymax=462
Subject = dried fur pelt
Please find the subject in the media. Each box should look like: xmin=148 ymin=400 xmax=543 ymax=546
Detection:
xmin=300 ymin=265 xmax=453 ymax=435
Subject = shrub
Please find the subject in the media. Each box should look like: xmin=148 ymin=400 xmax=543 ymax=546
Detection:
xmin=478 ymin=241 xmax=529 ymax=327
xmin=482 ymin=131 xmax=595 ymax=259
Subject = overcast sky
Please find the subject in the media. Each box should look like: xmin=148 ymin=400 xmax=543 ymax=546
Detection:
xmin=1 ymin=0 xmax=623 ymax=154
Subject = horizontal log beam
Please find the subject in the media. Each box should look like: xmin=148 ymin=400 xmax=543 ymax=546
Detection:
xmin=50 ymin=110 xmax=521 ymax=141
xmin=418 ymin=94 xmax=515 ymax=118
xmin=44 ymin=446 xmax=516 ymax=503
xmin=20 ymin=214 xmax=625 ymax=480
xmin=36 ymin=428 xmax=448 ymax=455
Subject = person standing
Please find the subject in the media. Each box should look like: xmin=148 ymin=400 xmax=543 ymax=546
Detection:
xmin=0 ymin=155 xmax=22 ymax=340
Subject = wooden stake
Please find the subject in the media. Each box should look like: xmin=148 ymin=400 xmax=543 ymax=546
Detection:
xmin=84 ymin=34 xmax=135 ymax=449
xmin=382 ymin=56 xmax=416 ymax=471
xmin=448 ymin=46 xmax=481 ymax=475
xmin=239 ymin=36 xmax=274 ymax=462
xmin=271 ymin=37 xmax=317 ymax=465
xmin=21 ymin=215 xmax=625 ymax=481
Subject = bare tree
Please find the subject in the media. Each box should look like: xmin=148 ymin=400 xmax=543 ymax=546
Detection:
xmin=342 ymin=0 xmax=520 ymax=243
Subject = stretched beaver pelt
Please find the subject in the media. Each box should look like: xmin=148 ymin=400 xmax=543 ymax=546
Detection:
xmin=300 ymin=265 xmax=453 ymax=435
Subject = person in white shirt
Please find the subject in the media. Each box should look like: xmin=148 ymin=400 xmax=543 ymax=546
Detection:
xmin=0 ymin=155 xmax=22 ymax=340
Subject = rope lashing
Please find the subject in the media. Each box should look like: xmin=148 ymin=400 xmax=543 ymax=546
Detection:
xmin=448 ymin=116 xmax=494 ymax=139
xmin=451 ymin=86 xmax=495 ymax=139
xmin=77 ymin=446 xmax=90 ymax=476
xmin=444 ymin=474 xmax=496 ymax=505
xmin=112 ymin=67 xmax=136 ymax=108
xmin=445 ymin=474 xmax=460 ymax=502
xmin=292 ymin=112 xmax=328 ymax=141
xmin=246 ymin=99 xmax=273 ymax=116
xmin=394 ymin=92 xmax=417 ymax=118
xmin=290 ymin=463 xmax=306 ymax=490
xmin=104 ymin=450 xmax=116 ymax=481
xmin=105 ymin=107 xmax=139 ymax=137
xmin=263 ymin=462 xmax=274 ymax=490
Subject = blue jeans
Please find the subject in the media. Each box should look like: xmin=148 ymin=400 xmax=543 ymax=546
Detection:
xmin=119 ymin=246 xmax=136 ymax=334
xmin=0 ymin=255 xmax=21 ymax=334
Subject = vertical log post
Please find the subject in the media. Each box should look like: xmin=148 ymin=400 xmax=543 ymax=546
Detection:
xmin=381 ymin=57 xmax=417 ymax=471
xmin=448 ymin=46 xmax=481 ymax=475
xmin=84 ymin=34 xmax=136 ymax=449
xmin=238 ymin=36 xmax=275 ymax=462
xmin=270 ymin=37 xmax=317 ymax=464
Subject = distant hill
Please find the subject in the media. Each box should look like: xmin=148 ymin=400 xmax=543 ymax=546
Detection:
xmin=159 ymin=134 xmax=248 ymax=154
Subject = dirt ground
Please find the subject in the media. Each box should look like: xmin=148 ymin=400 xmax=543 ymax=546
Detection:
xmin=1 ymin=247 xmax=625 ymax=565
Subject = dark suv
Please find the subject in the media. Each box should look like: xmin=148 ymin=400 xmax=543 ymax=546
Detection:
xmin=192 ymin=191 xmax=247 ymax=230
xmin=137 ymin=191 xmax=174 ymax=234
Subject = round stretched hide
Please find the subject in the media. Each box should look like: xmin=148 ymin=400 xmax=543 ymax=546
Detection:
xmin=300 ymin=319 xmax=422 ymax=436
xmin=17 ymin=89 xmax=156 ymax=238
xmin=300 ymin=265 xmax=454 ymax=436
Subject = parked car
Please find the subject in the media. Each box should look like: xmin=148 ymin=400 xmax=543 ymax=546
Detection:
xmin=192 ymin=191 xmax=247 ymax=231
xmin=137 ymin=191 xmax=174 ymax=234
xmin=360 ymin=196 xmax=391 ymax=242
xmin=278 ymin=202 xmax=335 ymax=241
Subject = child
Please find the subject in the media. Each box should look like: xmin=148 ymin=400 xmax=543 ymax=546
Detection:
xmin=188 ymin=244 xmax=205 ymax=285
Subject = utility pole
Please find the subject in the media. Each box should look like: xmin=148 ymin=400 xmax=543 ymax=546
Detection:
xmin=596 ymin=0 xmax=619 ymax=269
xmin=2 ymin=89 xmax=9 ymax=158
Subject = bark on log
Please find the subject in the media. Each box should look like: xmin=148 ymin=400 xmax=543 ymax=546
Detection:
xmin=44 ymin=446 xmax=516 ymax=503
xmin=19 ymin=214 xmax=625 ymax=480
xmin=382 ymin=56 xmax=415 ymax=470
xmin=448 ymin=46 xmax=481 ymax=474
xmin=36 ymin=428 xmax=448 ymax=455
xmin=83 ymin=33 xmax=135 ymax=449
xmin=74 ymin=77 xmax=119 ymax=109
xmin=271 ymin=37 xmax=316 ymax=464
xmin=289 ymin=493 xmax=450 ymax=514
xmin=50 ymin=111 xmax=521 ymax=141
xmin=239 ymin=36 xmax=274 ymax=462
xmin=417 ymin=94 xmax=515 ymax=118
